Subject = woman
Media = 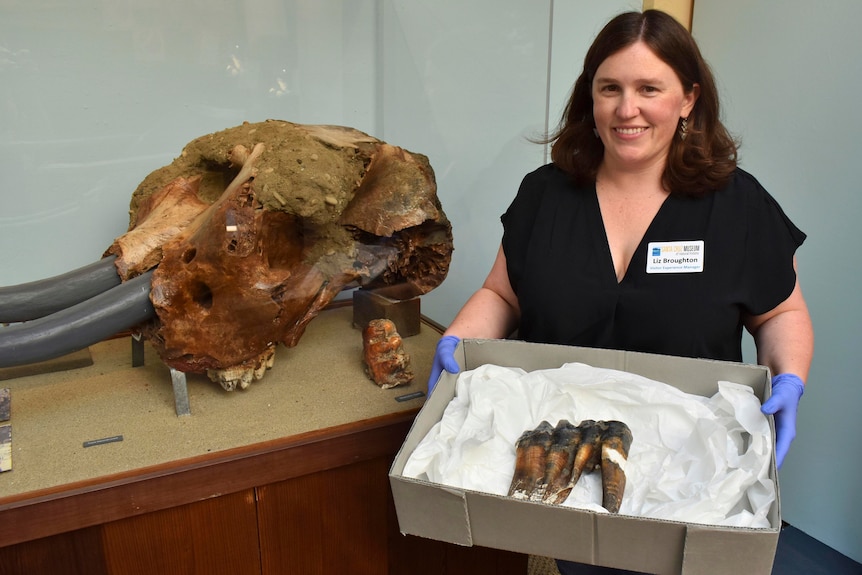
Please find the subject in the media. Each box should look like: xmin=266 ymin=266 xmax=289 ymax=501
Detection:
xmin=428 ymin=10 xmax=813 ymax=575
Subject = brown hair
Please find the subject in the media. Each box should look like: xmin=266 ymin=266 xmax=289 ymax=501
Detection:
xmin=548 ymin=10 xmax=738 ymax=196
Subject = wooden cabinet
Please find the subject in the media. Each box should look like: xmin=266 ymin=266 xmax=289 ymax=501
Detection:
xmin=101 ymin=491 xmax=262 ymax=575
xmin=0 ymin=308 xmax=527 ymax=574
xmin=0 ymin=421 xmax=526 ymax=575
xmin=257 ymin=457 xmax=391 ymax=574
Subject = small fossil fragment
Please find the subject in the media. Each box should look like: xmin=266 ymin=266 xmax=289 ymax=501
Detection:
xmin=508 ymin=419 xmax=633 ymax=513
xmin=362 ymin=318 xmax=414 ymax=389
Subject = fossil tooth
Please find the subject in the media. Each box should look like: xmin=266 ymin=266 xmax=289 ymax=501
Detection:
xmin=541 ymin=420 xmax=583 ymax=504
xmin=508 ymin=418 xmax=633 ymax=513
xmin=569 ymin=419 xmax=603 ymax=490
xmin=507 ymin=420 xmax=554 ymax=500
xmin=599 ymin=420 xmax=633 ymax=513
xmin=362 ymin=318 xmax=414 ymax=388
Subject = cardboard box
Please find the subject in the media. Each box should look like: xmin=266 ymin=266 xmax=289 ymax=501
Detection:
xmin=389 ymin=339 xmax=780 ymax=575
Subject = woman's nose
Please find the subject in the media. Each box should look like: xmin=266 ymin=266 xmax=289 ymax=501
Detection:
xmin=616 ymin=92 xmax=639 ymax=119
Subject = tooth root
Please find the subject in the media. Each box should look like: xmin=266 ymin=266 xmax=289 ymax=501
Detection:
xmin=599 ymin=421 xmax=633 ymax=514
xmin=600 ymin=447 xmax=626 ymax=513
xmin=508 ymin=421 xmax=554 ymax=500
xmin=541 ymin=420 xmax=582 ymax=504
xmin=519 ymin=440 xmax=550 ymax=501
xmin=568 ymin=420 xmax=602 ymax=486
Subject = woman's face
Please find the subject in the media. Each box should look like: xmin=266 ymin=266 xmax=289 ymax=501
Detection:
xmin=592 ymin=41 xmax=698 ymax=174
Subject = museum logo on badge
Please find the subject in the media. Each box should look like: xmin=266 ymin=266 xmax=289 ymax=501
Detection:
xmin=645 ymin=241 xmax=704 ymax=274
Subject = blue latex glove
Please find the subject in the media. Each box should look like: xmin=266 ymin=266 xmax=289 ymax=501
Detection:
xmin=761 ymin=373 xmax=805 ymax=469
xmin=428 ymin=335 xmax=461 ymax=394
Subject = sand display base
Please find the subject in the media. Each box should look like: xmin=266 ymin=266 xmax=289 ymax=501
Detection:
xmin=0 ymin=304 xmax=437 ymax=499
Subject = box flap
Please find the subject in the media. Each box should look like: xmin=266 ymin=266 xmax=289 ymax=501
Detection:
xmin=462 ymin=339 xmax=627 ymax=373
xmin=389 ymin=365 xmax=474 ymax=546
xmin=681 ymin=524 xmax=779 ymax=575
xmin=622 ymin=351 xmax=770 ymax=398
xmin=595 ymin=514 xmax=686 ymax=574
xmin=388 ymin=476 xmax=473 ymax=546
xmin=467 ymin=495 xmax=596 ymax=562
xmin=460 ymin=339 xmax=771 ymax=400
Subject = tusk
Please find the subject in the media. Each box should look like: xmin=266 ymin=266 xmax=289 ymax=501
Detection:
xmin=0 ymin=270 xmax=155 ymax=368
xmin=0 ymin=256 xmax=122 ymax=323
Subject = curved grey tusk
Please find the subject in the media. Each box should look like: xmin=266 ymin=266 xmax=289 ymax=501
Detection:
xmin=0 ymin=256 xmax=123 ymax=323
xmin=0 ymin=270 xmax=155 ymax=368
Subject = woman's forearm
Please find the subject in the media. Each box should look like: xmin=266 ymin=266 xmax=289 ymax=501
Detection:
xmin=444 ymin=286 xmax=520 ymax=340
xmin=747 ymin=274 xmax=814 ymax=380
xmin=443 ymin=244 xmax=521 ymax=339
xmin=752 ymin=307 xmax=814 ymax=380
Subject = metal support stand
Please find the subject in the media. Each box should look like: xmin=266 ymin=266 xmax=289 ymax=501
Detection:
xmin=131 ymin=334 xmax=145 ymax=367
xmin=170 ymin=369 xmax=191 ymax=417
xmin=131 ymin=334 xmax=191 ymax=416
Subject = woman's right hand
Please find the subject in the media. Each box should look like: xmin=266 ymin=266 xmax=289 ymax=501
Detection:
xmin=427 ymin=335 xmax=461 ymax=394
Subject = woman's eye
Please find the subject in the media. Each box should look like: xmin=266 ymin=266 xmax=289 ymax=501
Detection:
xmin=642 ymin=85 xmax=659 ymax=94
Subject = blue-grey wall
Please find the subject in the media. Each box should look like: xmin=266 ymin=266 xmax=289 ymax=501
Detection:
xmin=2 ymin=0 xmax=857 ymax=563
xmin=380 ymin=0 xmax=641 ymax=327
xmin=693 ymin=0 xmax=862 ymax=561
xmin=0 ymin=1 xmax=381 ymax=283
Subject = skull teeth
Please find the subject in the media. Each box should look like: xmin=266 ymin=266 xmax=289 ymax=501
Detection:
xmin=207 ymin=347 xmax=276 ymax=391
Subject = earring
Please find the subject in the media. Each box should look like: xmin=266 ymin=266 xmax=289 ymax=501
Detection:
xmin=593 ymin=127 xmax=599 ymax=139
xmin=679 ymin=117 xmax=689 ymax=140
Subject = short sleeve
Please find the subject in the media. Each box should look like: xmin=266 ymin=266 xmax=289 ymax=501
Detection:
xmin=739 ymin=172 xmax=806 ymax=315
xmin=501 ymin=166 xmax=551 ymax=294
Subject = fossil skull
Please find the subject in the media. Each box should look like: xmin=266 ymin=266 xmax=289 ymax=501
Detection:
xmin=0 ymin=121 xmax=453 ymax=391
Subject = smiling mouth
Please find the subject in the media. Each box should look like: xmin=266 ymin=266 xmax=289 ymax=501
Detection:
xmin=614 ymin=127 xmax=648 ymax=135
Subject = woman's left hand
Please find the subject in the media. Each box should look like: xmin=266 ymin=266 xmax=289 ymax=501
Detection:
xmin=760 ymin=373 xmax=805 ymax=468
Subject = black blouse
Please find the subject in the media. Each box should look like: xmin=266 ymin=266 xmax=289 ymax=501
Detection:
xmin=501 ymin=164 xmax=805 ymax=362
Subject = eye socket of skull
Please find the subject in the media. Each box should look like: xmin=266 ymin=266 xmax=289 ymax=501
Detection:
xmin=189 ymin=280 xmax=214 ymax=310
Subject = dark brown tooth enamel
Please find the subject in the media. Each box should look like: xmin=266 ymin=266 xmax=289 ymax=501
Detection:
xmin=507 ymin=421 xmax=554 ymax=500
xmin=541 ymin=420 xmax=582 ymax=504
xmin=568 ymin=419 xmax=602 ymax=491
xmin=509 ymin=419 xmax=633 ymax=513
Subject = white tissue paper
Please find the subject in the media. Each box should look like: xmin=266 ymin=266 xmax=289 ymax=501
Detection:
xmin=403 ymin=362 xmax=776 ymax=528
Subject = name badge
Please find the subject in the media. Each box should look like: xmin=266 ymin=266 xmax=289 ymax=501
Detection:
xmin=646 ymin=241 xmax=704 ymax=274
